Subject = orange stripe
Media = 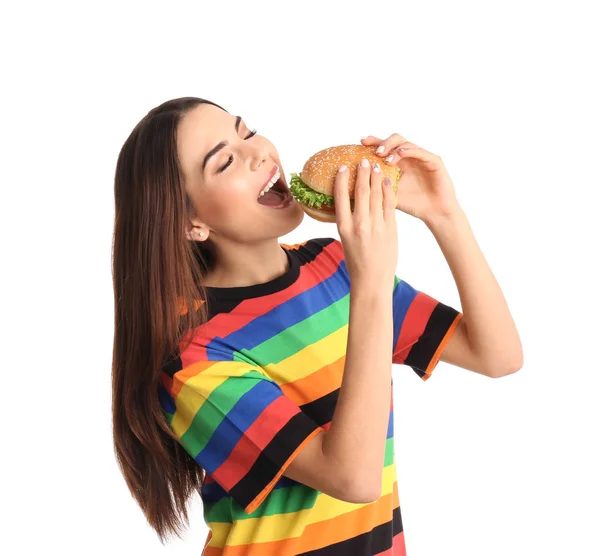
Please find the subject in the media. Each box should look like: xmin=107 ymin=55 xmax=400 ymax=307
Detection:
xmin=280 ymin=355 xmax=394 ymax=418
xmin=295 ymin=489 xmax=399 ymax=553
xmin=422 ymin=312 xmax=464 ymax=380
xmin=177 ymin=240 xmax=346 ymax=374
xmin=177 ymin=296 xmax=205 ymax=316
xmin=279 ymin=355 xmax=345 ymax=405
xmin=209 ymin=487 xmax=400 ymax=555
xmin=279 ymin=239 xmax=310 ymax=251
xmin=170 ymin=360 xmax=214 ymax=398
xmin=245 ymin=426 xmax=323 ymax=514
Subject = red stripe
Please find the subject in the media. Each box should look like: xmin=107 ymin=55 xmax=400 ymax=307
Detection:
xmin=212 ymin=396 xmax=301 ymax=490
xmin=373 ymin=531 xmax=407 ymax=556
xmin=176 ymin=240 xmax=346 ymax=370
xmin=393 ymin=291 xmax=438 ymax=364
xmin=191 ymin=241 xmax=345 ymax=344
xmin=159 ymin=372 xmax=172 ymax=393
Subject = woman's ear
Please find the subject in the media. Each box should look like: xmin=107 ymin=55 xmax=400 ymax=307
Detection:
xmin=185 ymin=220 xmax=208 ymax=241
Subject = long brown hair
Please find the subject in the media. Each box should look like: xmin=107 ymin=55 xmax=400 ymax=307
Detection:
xmin=111 ymin=97 xmax=225 ymax=543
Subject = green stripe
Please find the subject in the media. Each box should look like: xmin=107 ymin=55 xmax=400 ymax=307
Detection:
xmin=240 ymin=294 xmax=351 ymax=364
xmin=384 ymin=436 xmax=394 ymax=467
xmin=178 ymin=368 xmax=265 ymax=456
xmin=206 ymin=482 xmax=320 ymax=522
xmin=204 ymin=436 xmax=397 ymax=522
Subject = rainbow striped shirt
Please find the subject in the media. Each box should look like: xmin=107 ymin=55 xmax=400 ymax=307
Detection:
xmin=159 ymin=237 xmax=463 ymax=555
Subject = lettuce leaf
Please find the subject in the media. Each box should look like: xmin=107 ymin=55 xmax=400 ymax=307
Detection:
xmin=288 ymin=169 xmax=401 ymax=211
xmin=289 ymin=173 xmax=335 ymax=209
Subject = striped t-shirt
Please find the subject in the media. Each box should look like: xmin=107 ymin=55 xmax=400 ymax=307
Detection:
xmin=159 ymin=237 xmax=463 ymax=555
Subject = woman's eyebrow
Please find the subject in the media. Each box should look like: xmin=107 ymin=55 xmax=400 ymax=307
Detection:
xmin=202 ymin=115 xmax=242 ymax=172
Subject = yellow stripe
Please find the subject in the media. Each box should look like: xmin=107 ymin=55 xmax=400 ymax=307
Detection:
xmin=208 ymin=460 xmax=398 ymax=547
xmin=170 ymin=360 xmax=260 ymax=437
xmin=262 ymin=325 xmax=349 ymax=386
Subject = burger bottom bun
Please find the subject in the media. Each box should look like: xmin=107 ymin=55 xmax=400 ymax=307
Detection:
xmin=299 ymin=202 xmax=337 ymax=223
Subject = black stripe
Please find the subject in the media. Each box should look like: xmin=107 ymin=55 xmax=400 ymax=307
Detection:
xmin=299 ymin=388 xmax=340 ymax=427
xmin=230 ymin=410 xmax=322 ymax=510
xmin=405 ymin=302 xmax=461 ymax=377
xmin=161 ymin=352 xmax=183 ymax=379
xmin=202 ymin=237 xmax=337 ymax=313
xmin=298 ymin=505 xmax=404 ymax=556
xmin=206 ymin=296 xmax=247 ymax=320
xmin=293 ymin=237 xmax=336 ymax=265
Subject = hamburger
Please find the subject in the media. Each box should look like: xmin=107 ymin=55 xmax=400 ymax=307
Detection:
xmin=289 ymin=144 xmax=402 ymax=223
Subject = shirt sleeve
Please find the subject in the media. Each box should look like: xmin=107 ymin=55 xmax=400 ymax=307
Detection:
xmin=391 ymin=275 xmax=464 ymax=381
xmin=163 ymin=360 xmax=324 ymax=515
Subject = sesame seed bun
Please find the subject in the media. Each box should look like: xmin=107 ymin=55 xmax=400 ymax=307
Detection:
xmin=298 ymin=144 xmax=401 ymax=221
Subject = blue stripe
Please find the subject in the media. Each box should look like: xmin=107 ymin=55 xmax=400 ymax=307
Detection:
xmin=392 ymin=277 xmax=419 ymax=353
xmin=158 ymin=383 xmax=176 ymax=415
xmin=207 ymin=260 xmax=350 ymax=359
xmin=196 ymin=379 xmax=282 ymax=473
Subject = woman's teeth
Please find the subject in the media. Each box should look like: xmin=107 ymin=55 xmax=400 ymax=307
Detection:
xmin=258 ymin=168 xmax=281 ymax=198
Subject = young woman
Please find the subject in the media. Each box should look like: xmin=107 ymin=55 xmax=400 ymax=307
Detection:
xmin=112 ymin=97 xmax=522 ymax=555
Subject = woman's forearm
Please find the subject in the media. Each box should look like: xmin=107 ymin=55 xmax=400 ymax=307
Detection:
xmin=424 ymin=208 xmax=523 ymax=374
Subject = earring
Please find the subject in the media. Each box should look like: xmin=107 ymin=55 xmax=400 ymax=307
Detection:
xmin=199 ymin=231 xmax=204 ymax=238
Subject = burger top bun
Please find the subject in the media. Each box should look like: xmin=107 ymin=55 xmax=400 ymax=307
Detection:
xmin=300 ymin=144 xmax=402 ymax=199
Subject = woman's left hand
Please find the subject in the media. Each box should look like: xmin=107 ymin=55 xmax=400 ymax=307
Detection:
xmin=361 ymin=133 xmax=462 ymax=223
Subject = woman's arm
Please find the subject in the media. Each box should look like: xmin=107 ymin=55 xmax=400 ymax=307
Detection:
xmin=425 ymin=208 xmax=524 ymax=378
xmin=360 ymin=132 xmax=523 ymax=378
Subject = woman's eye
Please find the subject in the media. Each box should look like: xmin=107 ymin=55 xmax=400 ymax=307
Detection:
xmin=218 ymin=128 xmax=258 ymax=173
xmin=219 ymin=155 xmax=234 ymax=173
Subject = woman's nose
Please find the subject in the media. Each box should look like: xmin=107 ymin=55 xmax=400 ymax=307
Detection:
xmin=250 ymin=152 xmax=269 ymax=171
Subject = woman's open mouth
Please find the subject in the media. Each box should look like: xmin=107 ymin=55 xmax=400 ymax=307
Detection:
xmin=257 ymin=177 xmax=294 ymax=209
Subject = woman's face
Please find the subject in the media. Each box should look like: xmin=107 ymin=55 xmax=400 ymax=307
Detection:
xmin=177 ymin=103 xmax=304 ymax=244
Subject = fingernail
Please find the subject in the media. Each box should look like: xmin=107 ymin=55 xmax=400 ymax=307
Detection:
xmin=373 ymin=163 xmax=381 ymax=173
xmin=338 ymin=164 xmax=347 ymax=172
xmin=385 ymin=155 xmax=394 ymax=163
xmin=361 ymin=136 xmax=368 ymax=140
xmin=384 ymin=178 xmax=391 ymax=187
xmin=360 ymin=158 xmax=370 ymax=168
xmin=376 ymin=145 xmax=385 ymax=154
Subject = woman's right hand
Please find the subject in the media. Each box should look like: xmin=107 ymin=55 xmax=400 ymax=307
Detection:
xmin=334 ymin=158 xmax=398 ymax=294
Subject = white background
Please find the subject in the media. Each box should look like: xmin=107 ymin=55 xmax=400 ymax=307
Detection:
xmin=2 ymin=0 xmax=599 ymax=554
